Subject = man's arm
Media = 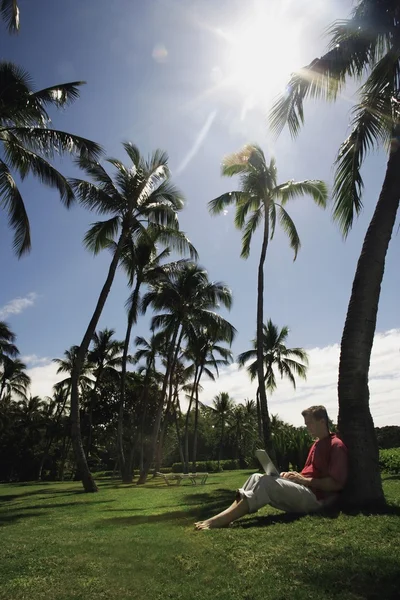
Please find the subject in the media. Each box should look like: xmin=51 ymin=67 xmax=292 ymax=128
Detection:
xmin=281 ymin=472 xmax=343 ymax=492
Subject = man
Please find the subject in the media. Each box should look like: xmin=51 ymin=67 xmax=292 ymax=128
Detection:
xmin=195 ymin=405 xmax=348 ymax=530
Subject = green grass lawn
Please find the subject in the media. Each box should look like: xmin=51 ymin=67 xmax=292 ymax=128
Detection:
xmin=1 ymin=471 xmax=399 ymax=600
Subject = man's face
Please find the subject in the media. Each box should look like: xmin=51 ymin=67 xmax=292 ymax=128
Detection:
xmin=304 ymin=414 xmax=320 ymax=437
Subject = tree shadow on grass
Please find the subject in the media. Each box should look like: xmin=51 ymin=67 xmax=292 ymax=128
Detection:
xmin=0 ymin=488 xmax=88 ymax=502
xmin=298 ymin=549 xmax=400 ymax=600
xmin=0 ymin=511 xmax=44 ymax=526
xmin=98 ymin=488 xmax=234 ymax=527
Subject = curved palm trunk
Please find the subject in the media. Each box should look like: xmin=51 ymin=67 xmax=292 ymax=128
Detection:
xmin=338 ymin=149 xmax=400 ymax=508
xmin=191 ymin=366 xmax=203 ymax=473
xmin=138 ymin=364 xmax=154 ymax=472
xmin=137 ymin=325 xmax=180 ymax=484
xmin=257 ymin=201 xmax=271 ymax=450
xmin=173 ymin=389 xmax=185 ymax=466
xmin=154 ymin=373 xmax=176 ymax=474
xmin=217 ymin=419 xmax=225 ymax=470
xmin=70 ymin=230 xmax=128 ymax=493
xmin=183 ymin=365 xmax=199 ymax=473
xmin=255 ymin=387 xmax=262 ymax=441
xmin=118 ymin=278 xmax=141 ymax=483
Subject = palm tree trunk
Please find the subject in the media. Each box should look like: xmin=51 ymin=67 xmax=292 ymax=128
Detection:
xmin=338 ymin=148 xmax=400 ymax=508
xmin=255 ymin=387 xmax=262 ymax=441
xmin=184 ymin=364 xmax=199 ymax=473
xmin=257 ymin=202 xmax=271 ymax=450
xmin=137 ymin=325 xmax=180 ymax=484
xmin=70 ymin=230 xmax=128 ymax=492
xmin=154 ymin=380 xmax=175 ymax=474
xmin=173 ymin=390 xmax=185 ymax=466
xmin=191 ymin=368 xmax=203 ymax=473
xmin=0 ymin=376 xmax=6 ymax=401
xmin=217 ymin=420 xmax=225 ymax=470
xmin=118 ymin=278 xmax=141 ymax=482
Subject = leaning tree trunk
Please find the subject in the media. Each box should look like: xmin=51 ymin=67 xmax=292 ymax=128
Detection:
xmin=183 ymin=365 xmax=199 ymax=472
xmin=118 ymin=277 xmax=141 ymax=483
xmin=191 ymin=369 xmax=203 ymax=474
xmin=137 ymin=325 xmax=180 ymax=484
xmin=70 ymin=230 xmax=128 ymax=492
xmin=173 ymin=390 xmax=185 ymax=466
xmin=338 ymin=148 xmax=400 ymax=509
xmin=257 ymin=201 xmax=271 ymax=450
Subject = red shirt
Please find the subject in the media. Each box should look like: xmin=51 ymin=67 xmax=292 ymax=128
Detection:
xmin=301 ymin=433 xmax=348 ymax=500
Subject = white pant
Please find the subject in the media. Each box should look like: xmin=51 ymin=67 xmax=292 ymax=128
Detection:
xmin=238 ymin=473 xmax=322 ymax=514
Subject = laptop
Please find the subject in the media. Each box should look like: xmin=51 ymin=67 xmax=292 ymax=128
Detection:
xmin=255 ymin=449 xmax=280 ymax=477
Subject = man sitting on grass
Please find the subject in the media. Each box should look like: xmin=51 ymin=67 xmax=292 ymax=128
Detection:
xmin=195 ymin=405 xmax=348 ymax=530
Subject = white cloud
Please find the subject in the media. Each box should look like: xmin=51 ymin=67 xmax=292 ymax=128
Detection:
xmin=200 ymin=329 xmax=400 ymax=428
xmin=25 ymin=329 xmax=400 ymax=427
xmin=21 ymin=355 xmax=51 ymax=367
xmin=0 ymin=292 xmax=38 ymax=320
xmin=27 ymin=361 xmax=61 ymax=399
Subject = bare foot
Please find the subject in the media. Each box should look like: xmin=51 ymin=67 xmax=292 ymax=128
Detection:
xmin=194 ymin=518 xmax=231 ymax=530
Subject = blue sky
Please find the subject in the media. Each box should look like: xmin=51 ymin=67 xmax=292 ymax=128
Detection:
xmin=1 ymin=0 xmax=399 ymax=425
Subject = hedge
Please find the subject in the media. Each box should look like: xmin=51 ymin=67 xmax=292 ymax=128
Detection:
xmin=379 ymin=448 xmax=400 ymax=474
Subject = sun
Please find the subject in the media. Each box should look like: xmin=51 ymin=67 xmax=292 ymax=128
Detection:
xmin=215 ymin=2 xmax=303 ymax=113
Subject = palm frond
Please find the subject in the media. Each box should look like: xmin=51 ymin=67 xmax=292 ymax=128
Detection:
xmin=0 ymin=159 xmax=29 ymax=256
xmin=69 ymin=179 xmax=117 ymax=214
xmin=208 ymin=191 xmax=242 ymax=215
xmin=277 ymin=205 xmax=301 ymax=260
xmin=83 ymin=217 xmax=121 ymax=254
xmin=32 ymin=82 xmax=84 ymax=108
xmin=241 ymin=205 xmax=263 ymax=259
xmin=75 ymin=157 xmax=119 ymax=198
xmin=1 ymin=0 xmax=19 ymax=33
xmin=275 ymin=180 xmax=328 ymax=208
xmin=234 ymin=194 xmax=259 ymax=229
xmin=8 ymin=128 xmax=103 ymax=160
xmin=237 ymin=348 xmax=257 ymax=367
xmin=122 ymin=142 xmax=141 ymax=168
xmin=3 ymin=136 xmax=75 ymax=207
xmin=332 ymin=97 xmax=390 ymax=236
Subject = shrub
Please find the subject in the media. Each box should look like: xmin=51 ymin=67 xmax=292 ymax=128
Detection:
xmin=379 ymin=448 xmax=400 ymax=474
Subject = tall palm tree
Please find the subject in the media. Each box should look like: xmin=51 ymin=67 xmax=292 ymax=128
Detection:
xmin=183 ymin=322 xmax=235 ymax=472
xmin=138 ymin=261 xmax=233 ymax=483
xmin=0 ymin=356 xmax=30 ymax=401
xmin=209 ymin=392 xmax=235 ymax=469
xmin=87 ymin=328 xmax=123 ymax=457
xmin=0 ymin=321 xmax=18 ymax=364
xmin=116 ymin=226 xmax=196 ymax=480
xmin=53 ymin=346 xmax=93 ymax=395
xmin=209 ymin=147 xmax=326 ymax=451
xmin=0 ymin=62 xmax=102 ymax=256
xmin=69 ymin=143 xmax=185 ymax=492
xmin=238 ymin=320 xmax=308 ymax=447
xmin=269 ymin=0 xmax=399 ymax=506
xmin=1 ymin=0 xmax=19 ymax=33
xmin=133 ymin=333 xmax=165 ymax=472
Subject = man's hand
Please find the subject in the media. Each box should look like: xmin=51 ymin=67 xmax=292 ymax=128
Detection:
xmin=280 ymin=471 xmax=311 ymax=487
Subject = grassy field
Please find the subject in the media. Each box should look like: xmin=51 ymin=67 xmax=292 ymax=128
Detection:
xmin=1 ymin=471 xmax=399 ymax=600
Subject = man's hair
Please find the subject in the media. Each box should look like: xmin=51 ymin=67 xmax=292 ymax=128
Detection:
xmin=301 ymin=405 xmax=329 ymax=427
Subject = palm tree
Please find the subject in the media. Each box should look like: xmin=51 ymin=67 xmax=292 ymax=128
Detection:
xmin=0 ymin=356 xmax=30 ymax=401
xmin=53 ymin=346 xmax=93 ymax=395
xmin=87 ymin=328 xmax=123 ymax=457
xmin=138 ymin=261 xmax=234 ymax=483
xmin=1 ymin=0 xmax=19 ymax=33
xmin=238 ymin=320 xmax=308 ymax=445
xmin=133 ymin=333 xmax=165 ymax=472
xmin=183 ymin=322 xmax=235 ymax=472
xmin=116 ymin=226 xmax=196 ymax=481
xmin=0 ymin=62 xmax=102 ymax=256
xmin=209 ymin=392 xmax=235 ymax=469
xmin=69 ymin=143 xmax=185 ymax=492
xmin=209 ymin=148 xmax=326 ymax=451
xmin=0 ymin=321 xmax=18 ymax=364
xmin=269 ymin=0 xmax=399 ymax=507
